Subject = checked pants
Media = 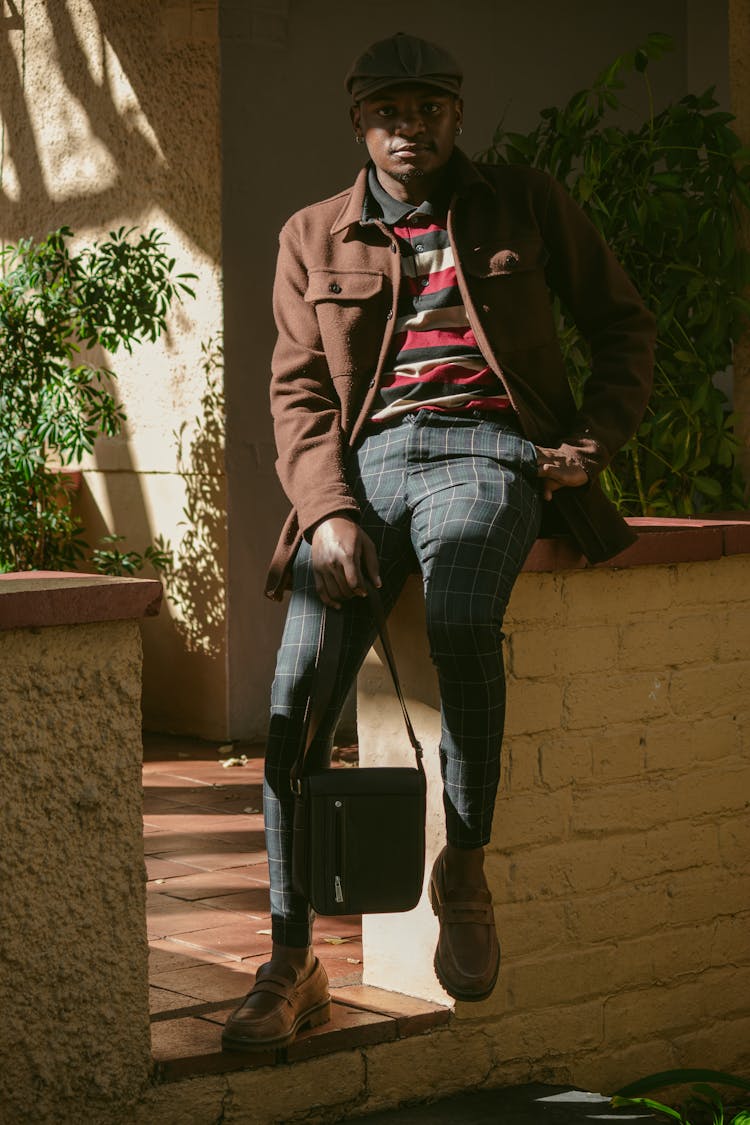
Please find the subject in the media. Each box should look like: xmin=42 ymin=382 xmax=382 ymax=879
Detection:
xmin=264 ymin=411 xmax=542 ymax=947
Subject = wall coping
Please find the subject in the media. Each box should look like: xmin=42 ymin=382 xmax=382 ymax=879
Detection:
xmin=0 ymin=571 xmax=163 ymax=631
xmin=524 ymin=515 xmax=750 ymax=572
xmin=1 ymin=518 xmax=747 ymax=630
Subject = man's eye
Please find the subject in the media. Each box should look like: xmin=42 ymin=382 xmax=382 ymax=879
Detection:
xmin=423 ymin=103 xmax=440 ymax=113
xmin=377 ymin=107 xmax=396 ymax=117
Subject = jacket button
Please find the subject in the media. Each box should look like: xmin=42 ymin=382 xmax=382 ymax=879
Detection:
xmin=369 ymin=379 xmax=376 ymax=388
xmin=329 ymin=282 xmax=342 ymax=293
xmin=390 ymin=243 xmax=398 ymax=253
xmin=482 ymin=304 xmax=490 ymax=313
xmin=386 ymin=310 xmax=393 ymax=319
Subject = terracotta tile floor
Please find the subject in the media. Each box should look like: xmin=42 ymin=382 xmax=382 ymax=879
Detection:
xmin=144 ymin=734 xmax=449 ymax=1080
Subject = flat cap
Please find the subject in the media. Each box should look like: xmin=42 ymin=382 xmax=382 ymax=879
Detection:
xmin=345 ymin=32 xmax=463 ymax=102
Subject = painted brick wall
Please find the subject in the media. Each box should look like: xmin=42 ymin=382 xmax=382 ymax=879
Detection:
xmin=359 ymin=554 xmax=750 ymax=1095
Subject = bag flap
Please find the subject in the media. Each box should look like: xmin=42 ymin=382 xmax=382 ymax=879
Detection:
xmin=304 ymin=766 xmax=425 ymax=798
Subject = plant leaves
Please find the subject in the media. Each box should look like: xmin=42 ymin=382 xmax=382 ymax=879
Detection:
xmin=610 ymin=1095 xmax=684 ymax=1121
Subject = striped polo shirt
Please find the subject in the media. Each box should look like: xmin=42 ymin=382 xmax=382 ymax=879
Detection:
xmin=364 ymin=164 xmax=511 ymax=424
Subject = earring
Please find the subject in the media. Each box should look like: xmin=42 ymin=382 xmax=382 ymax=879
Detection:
xmin=456 ymin=126 xmax=463 ymax=135
xmin=355 ymin=135 xmax=364 ymax=144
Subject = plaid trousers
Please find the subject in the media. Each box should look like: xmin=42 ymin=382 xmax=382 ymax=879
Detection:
xmin=264 ymin=411 xmax=542 ymax=947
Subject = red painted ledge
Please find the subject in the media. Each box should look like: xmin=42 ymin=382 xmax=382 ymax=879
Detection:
xmin=524 ymin=516 xmax=750 ymax=572
xmin=0 ymin=571 xmax=163 ymax=631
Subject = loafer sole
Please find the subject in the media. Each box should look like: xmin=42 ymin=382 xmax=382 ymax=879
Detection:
xmin=221 ymin=997 xmax=331 ymax=1052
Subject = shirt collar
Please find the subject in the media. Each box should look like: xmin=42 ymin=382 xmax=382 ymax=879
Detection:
xmin=362 ymin=158 xmax=456 ymax=227
xmin=329 ymin=148 xmax=494 ymax=235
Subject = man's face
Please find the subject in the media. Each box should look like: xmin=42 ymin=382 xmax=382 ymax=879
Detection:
xmin=351 ymin=84 xmax=463 ymax=186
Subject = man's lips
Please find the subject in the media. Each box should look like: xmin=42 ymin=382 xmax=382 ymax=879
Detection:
xmin=391 ymin=144 xmax=433 ymax=156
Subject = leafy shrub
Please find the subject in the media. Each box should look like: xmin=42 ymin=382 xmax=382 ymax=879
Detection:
xmin=0 ymin=226 xmax=195 ymax=572
xmin=479 ymin=33 xmax=750 ymax=515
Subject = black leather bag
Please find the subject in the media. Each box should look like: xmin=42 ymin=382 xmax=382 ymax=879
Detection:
xmin=290 ymin=587 xmax=426 ymax=916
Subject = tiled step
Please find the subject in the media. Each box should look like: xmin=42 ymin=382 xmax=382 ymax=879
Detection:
xmin=151 ymin=985 xmax=451 ymax=1082
xmin=143 ymin=735 xmax=447 ymax=1084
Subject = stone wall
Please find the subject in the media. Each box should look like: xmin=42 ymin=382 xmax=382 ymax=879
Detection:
xmin=359 ymin=550 xmax=750 ymax=1095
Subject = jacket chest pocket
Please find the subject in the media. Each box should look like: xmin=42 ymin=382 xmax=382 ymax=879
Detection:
xmin=305 ymin=268 xmax=388 ymax=379
xmin=463 ymin=237 xmax=555 ymax=352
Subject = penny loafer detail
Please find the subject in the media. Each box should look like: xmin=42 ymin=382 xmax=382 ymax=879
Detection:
xmin=221 ymin=957 xmax=331 ymax=1051
xmin=429 ymin=848 xmax=500 ymax=1002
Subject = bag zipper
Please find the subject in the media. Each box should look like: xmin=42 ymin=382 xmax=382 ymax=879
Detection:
xmin=333 ymin=799 xmax=344 ymax=904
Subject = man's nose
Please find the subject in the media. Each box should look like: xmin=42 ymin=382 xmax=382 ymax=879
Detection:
xmin=394 ymin=111 xmax=426 ymax=135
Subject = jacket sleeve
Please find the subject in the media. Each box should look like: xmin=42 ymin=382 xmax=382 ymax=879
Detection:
xmin=540 ymin=173 xmax=656 ymax=478
xmin=270 ymin=220 xmax=360 ymax=537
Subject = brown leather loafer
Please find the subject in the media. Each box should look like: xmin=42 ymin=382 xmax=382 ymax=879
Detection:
xmin=429 ymin=847 xmax=500 ymax=1002
xmin=221 ymin=957 xmax=331 ymax=1051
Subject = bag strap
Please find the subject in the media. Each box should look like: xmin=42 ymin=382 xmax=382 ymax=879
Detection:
xmin=290 ymin=583 xmax=424 ymax=793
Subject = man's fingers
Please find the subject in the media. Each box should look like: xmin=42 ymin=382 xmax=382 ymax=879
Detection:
xmin=310 ymin=520 xmax=382 ymax=604
xmin=314 ymin=558 xmax=353 ymax=608
xmin=341 ymin=554 xmax=366 ymax=597
xmin=314 ymin=572 xmax=341 ymax=610
xmin=535 ymin=456 xmax=588 ymax=501
xmin=537 ymin=461 xmax=588 ymax=486
xmin=361 ymin=535 xmax=382 ymax=589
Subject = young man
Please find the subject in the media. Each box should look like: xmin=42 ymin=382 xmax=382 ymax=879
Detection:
xmin=223 ymin=32 xmax=654 ymax=1051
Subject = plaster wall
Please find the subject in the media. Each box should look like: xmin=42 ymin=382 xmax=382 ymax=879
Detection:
xmin=222 ymin=0 xmax=725 ymax=738
xmin=0 ymin=619 xmax=151 ymax=1123
xmin=0 ymin=1 xmax=227 ymax=738
xmin=358 ymin=556 xmax=750 ymax=1093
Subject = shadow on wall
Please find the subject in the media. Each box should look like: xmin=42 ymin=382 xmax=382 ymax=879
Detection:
xmin=166 ymin=337 xmax=227 ymax=658
xmin=0 ymin=0 xmax=219 ymax=256
xmin=75 ymin=337 xmax=227 ymax=660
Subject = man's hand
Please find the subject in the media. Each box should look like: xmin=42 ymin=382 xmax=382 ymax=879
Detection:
xmin=310 ymin=517 xmax=382 ymax=609
xmin=535 ymin=447 xmax=589 ymax=502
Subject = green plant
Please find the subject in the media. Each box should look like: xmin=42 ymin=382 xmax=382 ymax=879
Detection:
xmin=0 ymin=225 xmax=195 ymax=572
xmin=612 ymin=1068 xmax=750 ymax=1124
xmin=91 ymin=534 xmax=174 ymax=577
xmin=478 ymin=33 xmax=750 ymax=515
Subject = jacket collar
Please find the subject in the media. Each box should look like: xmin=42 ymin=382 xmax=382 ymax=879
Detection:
xmin=329 ymin=147 xmax=494 ymax=235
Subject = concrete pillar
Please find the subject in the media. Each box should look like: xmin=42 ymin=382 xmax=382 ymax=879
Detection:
xmin=0 ymin=573 xmax=161 ymax=1124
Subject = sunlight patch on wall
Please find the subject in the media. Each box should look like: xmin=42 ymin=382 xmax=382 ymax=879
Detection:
xmin=0 ymin=150 xmax=20 ymax=202
xmin=31 ymin=0 xmax=166 ymax=202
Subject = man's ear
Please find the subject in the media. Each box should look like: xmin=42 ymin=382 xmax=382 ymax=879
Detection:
xmin=454 ymin=97 xmax=464 ymax=132
xmin=350 ymin=103 xmax=362 ymax=140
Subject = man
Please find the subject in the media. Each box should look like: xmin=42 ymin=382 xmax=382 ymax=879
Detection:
xmin=222 ymin=32 xmax=654 ymax=1051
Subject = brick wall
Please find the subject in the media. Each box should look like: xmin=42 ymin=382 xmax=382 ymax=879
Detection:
xmin=359 ymin=551 xmax=750 ymax=1095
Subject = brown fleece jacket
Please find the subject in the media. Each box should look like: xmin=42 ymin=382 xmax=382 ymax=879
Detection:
xmin=266 ymin=150 xmax=655 ymax=599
